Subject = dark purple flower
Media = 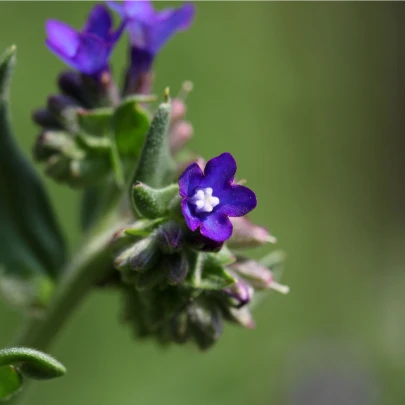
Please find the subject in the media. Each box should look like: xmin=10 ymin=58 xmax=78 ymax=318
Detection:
xmin=179 ymin=153 xmax=257 ymax=243
xmin=108 ymin=0 xmax=195 ymax=93
xmin=45 ymin=5 xmax=124 ymax=76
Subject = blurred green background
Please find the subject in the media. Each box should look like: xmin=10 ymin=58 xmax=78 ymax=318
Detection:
xmin=1 ymin=2 xmax=405 ymax=404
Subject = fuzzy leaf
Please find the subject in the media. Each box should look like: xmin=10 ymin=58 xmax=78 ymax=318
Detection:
xmin=0 ymin=46 xmax=65 ymax=310
xmin=132 ymin=182 xmax=179 ymax=219
xmin=132 ymin=95 xmax=175 ymax=188
xmin=114 ymin=98 xmax=149 ymax=156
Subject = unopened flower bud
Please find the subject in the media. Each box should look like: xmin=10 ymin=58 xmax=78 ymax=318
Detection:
xmin=230 ymin=258 xmax=273 ymax=290
xmin=170 ymin=310 xmax=189 ymax=344
xmin=227 ymin=306 xmax=255 ymax=329
xmin=223 ymin=278 xmax=254 ymax=308
xmin=155 ymin=221 xmax=184 ymax=254
xmin=136 ymin=266 xmax=165 ymax=291
xmin=169 ymin=121 xmax=193 ymax=154
xmin=170 ymin=99 xmax=187 ymax=122
xmin=32 ymin=109 xmax=61 ymax=129
xmin=166 ymin=253 xmax=189 ymax=285
xmin=114 ymin=237 xmax=160 ymax=273
xmin=58 ymin=71 xmax=89 ymax=106
xmin=33 ymin=130 xmax=75 ymax=162
xmin=228 ymin=216 xmax=277 ymax=249
xmin=188 ymin=302 xmax=222 ymax=350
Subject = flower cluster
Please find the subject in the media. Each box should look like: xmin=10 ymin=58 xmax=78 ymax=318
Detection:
xmin=32 ymin=0 xmax=288 ymax=350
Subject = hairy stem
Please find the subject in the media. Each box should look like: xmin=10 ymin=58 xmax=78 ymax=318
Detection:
xmin=12 ymin=211 xmax=122 ymax=351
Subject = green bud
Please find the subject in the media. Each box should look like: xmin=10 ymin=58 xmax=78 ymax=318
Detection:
xmin=135 ymin=265 xmax=165 ymax=291
xmin=155 ymin=221 xmax=184 ymax=254
xmin=114 ymin=237 xmax=160 ymax=274
xmin=132 ymin=93 xmax=176 ymax=188
xmin=132 ymin=182 xmax=179 ymax=219
xmin=188 ymin=302 xmax=222 ymax=351
xmin=166 ymin=253 xmax=189 ymax=285
xmin=33 ymin=130 xmax=78 ymax=161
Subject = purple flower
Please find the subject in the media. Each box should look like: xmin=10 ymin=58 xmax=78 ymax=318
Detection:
xmin=45 ymin=5 xmax=124 ymax=76
xmin=108 ymin=0 xmax=195 ymax=92
xmin=179 ymin=153 xmax=257 ymax=243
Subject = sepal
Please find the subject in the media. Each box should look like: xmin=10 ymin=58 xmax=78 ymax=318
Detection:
xmin=132 ymin=182 xmax=179 ymax=219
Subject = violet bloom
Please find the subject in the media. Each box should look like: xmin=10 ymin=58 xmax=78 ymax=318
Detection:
xmin=179 ymin=153 xmax=257 ymax=243
xmin=108 ymin=0 xmax=195 ymax=92
xmin=45 ymin=5 xmax=124 ymax=76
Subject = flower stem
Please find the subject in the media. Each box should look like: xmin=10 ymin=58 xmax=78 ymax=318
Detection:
xmin=12 ymin=212 xmax=122 ymax=351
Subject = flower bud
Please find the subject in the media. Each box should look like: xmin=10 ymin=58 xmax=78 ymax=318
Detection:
xmin=47 ymin=94 xmax=79 ymax=132
xmin=170 ymin=98 xmax=187 ymax=122
xmin=169 ymin=121 xmax=193 ymax=154
xmin=58 ymin=71 xmax=89 ymax=106
xmin=230 ymin=258 xmax=273 ymax=290
xmin=33 ymin=130 xmax=76 ymax=162
xmin=166 ymin=253 xmax=189 ymax=285
xmin=226 ymin=306 xmax=255 ymax=329
xmin=136 ymin=266 xmax=166 ymax=291
xmin=32 ymin=109 xmax=61 ymax=129
xmin=228 ymin=217 xmax=277 ymax=249
xmin=114 ymin=237 xmax=160 ymax=273
xmin=155 ymin=221 xmax=184 ymax=254
xmin=188 ymin=302 xmax=222 ymax=350
xmin=223 ymin=278 xmax=254 ymax=308
xmin=170 ymin=310 xmax=189 ymax=344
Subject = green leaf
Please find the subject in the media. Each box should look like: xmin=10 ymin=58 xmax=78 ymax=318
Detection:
xmin=113 ymin=98 xmax=149 ymax=156
xmin=132 ymin=94 xmax=176 ymax=188
xmin=0 ymin=46 xmax=65 ymax=310
xmin=76 ymin=107 xmax=113 ymax=137
xmin=132 ymin=182 xmax=179 ymax=219
xmin=186 ymin=252 xmax=236 ymax=290
xmin=124 ymin=218 xmax=166 ymax=237
xmin=0 ymin=348 xmax=66 ymax=381
xmin=198 ymin=256 xmax=236 ymax=290
xmin=207 ymin=246 xmax=236 ymax=266
xmin=0 ymin=366 xmax=22 ymax=401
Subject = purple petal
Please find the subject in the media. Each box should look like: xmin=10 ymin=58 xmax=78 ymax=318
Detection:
xmin=178 ymin=162 xmax=203 ymax=198
xmin=83 ymin=5 xmax=112 ymax=41
xmin=201 ymin=152 xmax=237 ymax=189
xmin=72 ymin=34 xmax=110 ymax=75
xmin=181 ymin=200 xmax=201 ymax=232
xmin=123 ymin=0 xmax=154 ymax=19
xmin=46 ymin=20 xmax=79 ymax=58
xmin=148 ymin=4 xmax=195 ymax=53
xmin=106 ymin=1 xmax=125 ymax=18
xmin=219 ymin=185 xmax=257 ymax=217
xmin=200 ymin=212 xmax=233 ymax=242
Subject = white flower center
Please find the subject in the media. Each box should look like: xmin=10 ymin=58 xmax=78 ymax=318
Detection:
xmin=190 ymin=187 xmax=220 ymax=213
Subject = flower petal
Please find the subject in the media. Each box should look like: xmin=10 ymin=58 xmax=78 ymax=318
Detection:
xmin=148 ymin=4 xmax=196 ymax=53
xmin=219 ymin=185 xmax=257 ymax=217
xmin=123 ymin=0 xmax=154 ymax=19
xmin=201 ymin=152 xmax=237 ymax=189
xmin=178 ymin=162 xmax=204 ymax=198
xmin=181 ymin=200 xmax=201 ymax=232
xmin=46 ymin=20 xmax=79 ymax=58
xmin=83 ymin=5 xmax=112 ymax=41
xmin=200 ymin=212 xmax=233 ymax=242
xmin=73 ymin=34 xmax=110 ymax=75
